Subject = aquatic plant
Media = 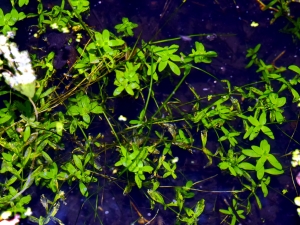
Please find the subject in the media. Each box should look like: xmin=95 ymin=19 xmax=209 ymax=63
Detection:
xmin=0 ymin=0 xmax=299 ymax=225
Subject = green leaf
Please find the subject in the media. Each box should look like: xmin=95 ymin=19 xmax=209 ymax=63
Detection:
xmin=70 ymin=119 xmax=78 ymax=134
xmin=252 ymin=146 xmax=263 ymax=155
xmin=267 ymin=154 xmax=282 ymax=170
xmin=55 ymin=121 xmax=63 ymax=136
xmin=147 ymin=189 xmax=165 ymax=205
xmin=18 ymin=12 xmax=26 ymax=20
xmin=237 ymin=155 xmax=246 ymax=163
xmin=142 ymin=165 xmax=153 ymax=173
xmin=79 ymin=181 xmax=88 ymax=197
xmin=113 ymin=86 xmax=124 ymax=96
xmin=261 ymin=126 xmax=274 ymax=139
xmin=238 ymin=162 xmax=255 ymax=170
xmin=23 ymin=126 xmax=31 ymax=142
xmin=194 ymin=199 xmax=205 ymax=217
xmin=243 ymin=126 xmax=253 ymax=139
xmin=259 ymin=111 xmax=267 ymax=125
xmin=219 ymin=209 xmax=231 ymax=215
xmin=39 ymin=87 xmax=56 ymax=99
xmin=2 ymin=152 xmax=12 ymax=162
xmin=288 ymin=65 xmax=300 ymax=74
xmin=248 ymin=116 xmax=260 ymax=126
xmin=276 ymin=97 xmax=286 ymax=107
xmin=254 ymin=193 xmax=262 ymax=209
xmin=19 ymin=194 xmax=31 ymax=205
xmin=291 ymin=88 xmax=299 ymax=103
xmin=229 ymin=166 xmax=237 ymax=176
xmin=79 ymin=95 xmax=90 ymax=108
xmin=0 ymin=113 xmax=12 ymax=124
xmin=158 ymin=60 xmax=168 ymax=72
xmin=67 ymin=105 xmax=81 ymax=116
xmin=22 ymin=147 xmax=32 ymax=167
xmin=256 ymin=156 xmax=267 ymax=170
xmin=135 ymin=174 xmax=142 ymax=188
xmin=19 ymin=0 xmax=29 ymax=7
xmin=62 ymin=162 xmax=76 ymax=174
xmin=31 ymin=165 xmax=43 ymax=178
xmin=0 ymin=9 xmax=4 ymax=26
xmin=73 ymin=155 xmax=83 ymax=171
xmin=264 ymin=168 xmax=284 ymax=175
xmin=260 ymin=139 xmax=270 ymax=154
xmin=84 ymin=152 xmax=93 ymax=167
xmin=218 ymin=162 xmax=229 ymax=170
xmin=261 ymin=182 xmax=268 ymax=197
xmin=6 ymin=176 xmax=18 ymax=186
xmin=168 ymin=61 xmax=180 ymax=75
xmin=256 ymin=167 xmax=264 ymax=180
xmin=42 ymin=151 xmax=53 ymax=164
xmin=82 ymin=113 xmax=90 ymax=124
xmin=249 ymin=127 xmax=260 ymax=140
xmin=1 ymin=161 xmax=21 ymax=179
xmin=10 ymin=8 xmax=19 ymax=24
xmin=90 ymin=105 xmax=103 ymax=114
xmin=102 ymin=29 xmax=110 ymax=42
xmin=234 ymin=166 xmax=242 ymax=176
xmin=242 ymin=150 xmax=261 ymax=157
xmin=275 ymin=111 xmax=284 ymax=123
xmin=125 ymin=86 xmax=134 ymax=95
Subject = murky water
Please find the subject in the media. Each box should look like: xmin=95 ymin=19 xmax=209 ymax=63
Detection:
xmin=1 ymin=0 xmax=300 ymax=224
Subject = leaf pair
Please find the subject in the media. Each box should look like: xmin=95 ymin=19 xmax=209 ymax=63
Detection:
xmin=242 ymin=139 xmax=283 ymax=179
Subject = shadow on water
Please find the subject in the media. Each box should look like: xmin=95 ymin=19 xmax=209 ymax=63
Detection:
xmin=1 ymin=0 xmax=300 ymax=224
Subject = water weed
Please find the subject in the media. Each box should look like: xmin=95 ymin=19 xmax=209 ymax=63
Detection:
xmin=0 ymin=0 xmax=300 ymax=224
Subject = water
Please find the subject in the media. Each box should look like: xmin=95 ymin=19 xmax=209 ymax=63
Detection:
xmin=1 ymin=0 xmax=300 ymax=224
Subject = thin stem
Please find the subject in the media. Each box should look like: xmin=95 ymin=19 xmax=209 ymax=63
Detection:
xmin=29 ymin=97 xmax=38 ymax=122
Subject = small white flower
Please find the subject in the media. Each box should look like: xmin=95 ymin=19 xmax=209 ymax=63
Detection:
xmin=9 ymin=43 xmax=20 ymax=59
xmin=292 ymin=155 xmax=300 ymax=162
xmin=293 ymin=149 xmax=300 ymax=155
xmin=6 ymin=31 xmax=16 ymax=38
xmin=50 ymin=23 xmax=59 ymax=29
xmin=171 ymin=157 xmax=179 ymax=164
xmin=295 ymin=196 xmax=300 ymax=206
xmin=297 ymin=208 xmax=300 ymax=217
xmin=0 ymin=35 xmax=8 ymax=46
xmin=0 ymin=211 xmax=12 ymax=220
xmin=0 ymin=32 xmax=36 ymax=98
xmin=59 ymin=190 xmax=65 ymax=197
xmin=24 ymin=207 xmax=32 ymax=216
xmin=118 ymin=115 xmax=127 ymax=121
xmin=292 ymin=160 xmax=298 ymax=167
xmin=251 ymin=21 xmax=259 ymax=27
xmin=62 ymin=27 xmax=70 ymax=33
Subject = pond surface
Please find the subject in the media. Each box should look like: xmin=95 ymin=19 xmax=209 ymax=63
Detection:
xmin=1 ymin=0 xmax=300 ymax=224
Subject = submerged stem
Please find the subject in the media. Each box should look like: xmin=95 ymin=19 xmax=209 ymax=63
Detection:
xmin=28 ymin=97 xmax=38 ymax=122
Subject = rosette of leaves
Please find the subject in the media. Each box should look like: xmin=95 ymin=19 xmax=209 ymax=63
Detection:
xmin=0 ymin=8 xmax=26 ymax=34
xmin=113 ymin=62 xmax=141 ymax=96
xmin=66 ymin=92 xmax=103 ymax=133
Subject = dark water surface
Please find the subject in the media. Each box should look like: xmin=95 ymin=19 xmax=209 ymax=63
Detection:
xmin=1 ymin=0 xmax=300 ymax=224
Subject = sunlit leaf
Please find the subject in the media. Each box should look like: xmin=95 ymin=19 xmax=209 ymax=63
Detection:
xmin=264 ymin=168 xmax=284 ymax=175
xmin=238 ymin=162 xmax=255 ymax=170
xmin=147 ymin=189 xmax=165 ymax=205
xmin=79 ymin=181 xmax=88 ymax=197
xmin=267 ymin=154 xmax=282 ymax=170
xmin=73 ymin=155 xmax=83 ymax=171
xmin=168 ymin=61 xmax=180 ymax=75
xmin=261 ymin=126 xmax=274 ymax=139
